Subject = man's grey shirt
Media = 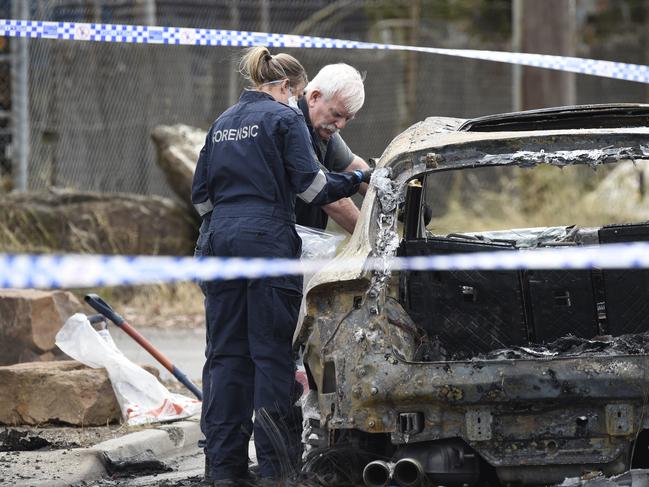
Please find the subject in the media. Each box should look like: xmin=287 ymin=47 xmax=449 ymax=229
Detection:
xmin=315 ymin=131 xmax=354 ymax=173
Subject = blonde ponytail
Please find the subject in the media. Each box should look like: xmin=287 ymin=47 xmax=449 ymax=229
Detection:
xmin=239 ymin=46 xmax=307 ymax=89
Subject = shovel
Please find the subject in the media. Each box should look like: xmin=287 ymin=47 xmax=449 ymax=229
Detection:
xmin=84 ymin=293 xmax=203 ymax=401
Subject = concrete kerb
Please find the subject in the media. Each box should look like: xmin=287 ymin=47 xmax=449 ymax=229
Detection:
xmin=1 ymin=416 xmax=202 ymax=487
xmin=98 ymin=417 xmax=202 ymax=470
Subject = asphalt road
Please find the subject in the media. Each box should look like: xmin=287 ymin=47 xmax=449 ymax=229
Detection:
xmin=111 ymin=326 xmax=206 ymax=383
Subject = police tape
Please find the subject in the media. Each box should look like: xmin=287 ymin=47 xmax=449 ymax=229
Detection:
xmin=3 ymin=241 xmax=649 ymax=289
xmin=1 ymin=19 xmax=649 ymax=84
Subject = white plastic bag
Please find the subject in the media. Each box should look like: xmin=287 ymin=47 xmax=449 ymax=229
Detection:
xmin=296 ymin=224 xmax=345 ymax=260
xmin=55 ymin=313 xmax=201 ymax=425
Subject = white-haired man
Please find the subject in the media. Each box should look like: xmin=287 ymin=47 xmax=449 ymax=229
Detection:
xmin=295 ymin=63 xmax=371 ymax=233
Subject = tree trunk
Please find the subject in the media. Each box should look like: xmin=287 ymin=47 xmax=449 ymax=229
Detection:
xmin=520 ymin=0 xmax=576 ymax=109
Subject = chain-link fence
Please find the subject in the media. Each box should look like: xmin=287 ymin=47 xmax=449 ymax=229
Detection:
xmin=3 ymin=0 xmax=649 ymax=199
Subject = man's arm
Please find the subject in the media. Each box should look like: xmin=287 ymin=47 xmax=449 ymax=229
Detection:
xmin=320 ymin=135 xmax=370 ymax=232
xmin=322 ymin=197 xmax=360 ymax=234
xmin=344 ymin=156 xmax=370 ymax=196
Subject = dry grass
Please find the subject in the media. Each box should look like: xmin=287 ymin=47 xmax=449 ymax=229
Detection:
xmin=118 ymin=282 xmax=205 ymax=328
xmin=427 ymin=162 xmax=647 ymax=235
xmin=0 ymin=174 xmax=12 ymax=193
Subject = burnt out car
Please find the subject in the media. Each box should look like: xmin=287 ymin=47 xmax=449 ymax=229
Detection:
xmin=294 ymin=104 xmax=649 ymax=486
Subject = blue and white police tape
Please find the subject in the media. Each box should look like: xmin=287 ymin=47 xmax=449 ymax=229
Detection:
xmin=3 ymin=241 xmax=649 ymax=289
xmin=1 ymin=18 xmax=649 ymax=84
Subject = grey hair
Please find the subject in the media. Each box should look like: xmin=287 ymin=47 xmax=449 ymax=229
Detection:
xmin=305 ymin=63 xmax=365 ymax=115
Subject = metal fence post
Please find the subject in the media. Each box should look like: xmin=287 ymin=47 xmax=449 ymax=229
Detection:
xmin=228 ymin=1 xmax=240 ymax=107
xmin=140 ymin=0 xmax=156 ymax=25
xmin=11 ymin=0 xmax=30 ymax=192
xmin=511 ymin=0 xmax=522 ymax=112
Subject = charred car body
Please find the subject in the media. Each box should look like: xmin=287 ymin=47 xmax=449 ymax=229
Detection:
xmin=295 ymin=104 xmax=649 ymax=486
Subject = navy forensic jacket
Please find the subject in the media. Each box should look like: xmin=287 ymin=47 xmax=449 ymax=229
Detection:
xmin=191 ymin=90 xmax=360 ymax=220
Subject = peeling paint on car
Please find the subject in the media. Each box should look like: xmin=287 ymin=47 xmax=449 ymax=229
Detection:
xmin=480 ymin=145 xmax=649 ymax=168
xmin=366 ymin=167 xmax=402 ymax=306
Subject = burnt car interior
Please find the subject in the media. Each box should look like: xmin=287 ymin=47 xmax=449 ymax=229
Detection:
xmin=397 ymin=171 xmax=649 ymax=360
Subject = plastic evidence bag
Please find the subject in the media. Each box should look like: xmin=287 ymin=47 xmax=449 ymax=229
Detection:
xmin=56 ymin=313 xmax=201 ymax=425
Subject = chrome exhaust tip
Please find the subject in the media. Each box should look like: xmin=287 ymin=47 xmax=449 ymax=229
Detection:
xmin=362 ymin=460 xmax=393 ymax=487
xmin=393 ymin=457 xmax=425 ymax=487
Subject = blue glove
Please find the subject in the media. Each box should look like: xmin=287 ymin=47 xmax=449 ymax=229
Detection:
xmin=353 ymin=169 xmax=373 ymax=184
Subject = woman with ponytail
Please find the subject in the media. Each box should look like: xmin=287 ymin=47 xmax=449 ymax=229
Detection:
xmin=191 ymin=47 xmax=370 ymax=486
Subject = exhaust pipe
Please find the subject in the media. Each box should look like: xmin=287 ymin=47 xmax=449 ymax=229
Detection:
xmin=393 ymin=457 xmax=425 ymax=487
xmin=363 ymin=460 xmax=393 ymax=487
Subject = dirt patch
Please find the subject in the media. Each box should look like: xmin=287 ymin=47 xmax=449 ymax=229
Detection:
xmin=0 ymin=428 xmax=63 ymax=451
xmin=0 ymin=423 xmax=148 ymax=451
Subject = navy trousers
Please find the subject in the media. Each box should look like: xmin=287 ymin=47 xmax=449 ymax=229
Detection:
xmin=201 ymin=212 xmax=302 ymax=481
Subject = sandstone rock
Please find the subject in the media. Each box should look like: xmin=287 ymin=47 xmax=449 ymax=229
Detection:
xmin=0 ymin=361 xmax=161 ymax=426
xmin=0 ymin=361 xmax=120 ymax=426
xmin=0 ymin=187 xmax=198 ymax=255
xmin=0 ymin=289 xmax=83 ymax=366
xmin=150 ymin=124 xmax=204 ymax=209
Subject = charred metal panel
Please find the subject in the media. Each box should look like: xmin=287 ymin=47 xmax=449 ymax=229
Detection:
xmin=406 ymin=267 xmax=527 ymax=355
xmin=401 ymin=238 xmax=527 ymax=357
xmin=322 ymin=297 xmax=649 ymax=412
xmin=473 ymin=437 xmax=628 ymax=467
xmin=465 ymin=409 xmax=493 ymax=441
xmin=600 ymin=223 xmax=649 ymax=337
xmin=526 ymin=269 xmax=599 ymax=343
xmin=602 ymin=269 xmax=649 ymax=336
xmin=605 ymin=404 xmax=635 ymax=436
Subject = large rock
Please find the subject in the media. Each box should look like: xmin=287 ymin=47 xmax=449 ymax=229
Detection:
xmin=0 ymin=361 xmax=121 ymax=426
xmin=150 ymin=124 xmax=204 ymax=209
xmin=0 ymin=361 xmax=162 ymax=426
xmin=0 ymin=289 xmax=82 ymax=366
xmin=0 ymin=187 xmax=198 ymax=255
